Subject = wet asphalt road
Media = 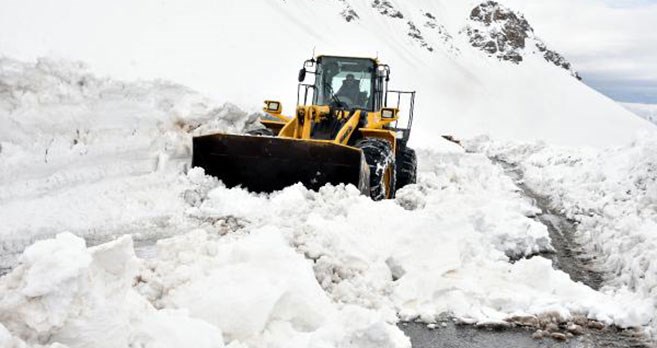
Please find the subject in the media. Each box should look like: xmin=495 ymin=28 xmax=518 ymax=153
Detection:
xmin=400 ymin=321 xmax=652 ymax=348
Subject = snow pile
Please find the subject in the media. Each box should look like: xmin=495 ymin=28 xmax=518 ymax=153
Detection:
xmin=0 ymin=57 xmax=260 ymax=200
xmin=172 ymin=153 xmax=649 ymax=328
xmin=2 ymin=149 xmax=653 ymax=347
xmin=468 ymin=135 xmax=657 ymax=333
xmin=0 ymin=231 xmax=408 ymax=347
xmin=0 ymin=58 xmax=263 ymax=268
xmin=137 ymin=228 xmax=408 ymax=348
xmin=0 ymin=233 xmax=225 ymax=348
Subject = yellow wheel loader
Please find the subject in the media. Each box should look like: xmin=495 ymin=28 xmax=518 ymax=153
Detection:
xmin=192 ymin=55 xmax=417 ymax=200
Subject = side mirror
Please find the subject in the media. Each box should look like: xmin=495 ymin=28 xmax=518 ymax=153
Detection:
xmin=298 ymin=68 xmax=306 ymax=82
xmin=263 ymin=100 xmax=282 ymax=114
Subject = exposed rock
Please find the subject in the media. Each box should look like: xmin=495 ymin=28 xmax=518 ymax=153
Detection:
xmin=536 ymin=311 xmax=565 ymax=326
xmin=466 ymin=1 xmax=531 ymax=63
xmin=372 ymin=0 xmax=404 ymax=19
xmin=336 ymin=0 xmax=359 ymax=22
xmin=421 ymin=11 xmax=459 ymax=54
xmin=537 ymin=41 xmax=582 ymax=80
xmin=550 ymin=332 xmax=568 ymax=341
xmin=341 ymin=8 xmax=359 ymax=22
xmin=506 ymin=315 xmax=539 ymax=327
xmin=587 ymin=320 xmax=606 ymax=330
xmin=464 ymin=1 xmax=580 ymax=78
xmin=572 ymin=316 xmax=589 ymax=327
xmin=566 ymin=323 xmax=585 ymax=335
xmin=407 ymin=21 xmax=434 ymax=52
xmin=544 ymin=322 xmax=560 ymax=333
xmin=531 ymin=330 xmax=545 ymax=339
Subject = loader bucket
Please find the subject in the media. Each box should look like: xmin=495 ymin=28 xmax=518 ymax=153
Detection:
xmin=192 ymin=133 xmax=370 ymax=194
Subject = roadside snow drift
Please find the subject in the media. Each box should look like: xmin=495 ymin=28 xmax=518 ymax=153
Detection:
xmin=0 ymin=57 xmax=264 ymax=268
xmin=469 ymin=135 xmax=657 ymax=335
xmin=2 ymin=153 xmax=654 ymax=346
xmin=0 ymin=233 xmax=225 ymax=348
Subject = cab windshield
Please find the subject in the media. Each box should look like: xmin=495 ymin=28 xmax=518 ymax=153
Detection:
xmin=313 ymin=57 xmax=375 ymax=110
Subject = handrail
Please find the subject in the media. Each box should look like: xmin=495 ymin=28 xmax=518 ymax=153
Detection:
xmin=385 ymin=90 xmax=415 ymax=142
xmin=297 ymin=84 xmax=316 ymax=106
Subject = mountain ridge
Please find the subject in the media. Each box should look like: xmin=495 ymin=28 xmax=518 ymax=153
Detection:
xmin=327 ymin=0 xmax=578 ymax=78
xmin=0 ymin=0 xmax=653 ymax=146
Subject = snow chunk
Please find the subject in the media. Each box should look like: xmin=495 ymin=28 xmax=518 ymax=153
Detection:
xmin=19 ymin=233 xmax=91 ymax=298
xmin=0 ymin=233 xmax=225 ymax=348
xmin=161 ymin=228 xmax=332 ymax=341
xmin=138 ymin=227 xmax=409 ymax=347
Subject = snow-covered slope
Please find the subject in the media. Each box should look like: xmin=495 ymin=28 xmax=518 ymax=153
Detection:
xmin=0 ymin=0 xmax=654 ymax=147
xmin=622 ymin=103 xmax=657 ymax=125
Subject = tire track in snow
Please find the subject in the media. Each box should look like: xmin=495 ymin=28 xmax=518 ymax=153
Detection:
xmin=401 ymin=153 xmax=651 ymax=348
xmin=492 ymin=157 xmax=605 ymax=290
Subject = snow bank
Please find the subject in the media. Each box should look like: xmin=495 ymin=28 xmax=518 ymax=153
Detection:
xmin=0 ymin=57 xmax=263 ymax=268
xmin=137 ymin=228 xmax=408 ymax=348
xmin=173 ymin=152 xmax=649 ymax=328
xmin=0 ymin=233 xmax=225 ymax=348
xmin=0 ymin=57 xmax=259 ymax=203
xmin=468 ymin=134 xmax=657 ymax=334
xmin=3 ymin=148 xmax=652 ymax=347
xmin=0 ymin=230 xmax=408 ymax=348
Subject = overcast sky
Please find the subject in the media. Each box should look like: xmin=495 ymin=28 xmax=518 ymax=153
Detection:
xmin=503 ymin=0 xmax=657 ymax=104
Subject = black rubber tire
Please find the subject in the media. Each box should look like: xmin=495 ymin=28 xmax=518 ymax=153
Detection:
xmin=355 ymin=138 xmax=396 ymax=201
xmin=246 ymin=128 xmax=274 ymax=136
xmin=396 ymin=146 xmax=417 ymax=190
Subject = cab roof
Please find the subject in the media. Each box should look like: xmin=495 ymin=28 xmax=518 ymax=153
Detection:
xmin=316 ymin=55 xmax=380 ymax=65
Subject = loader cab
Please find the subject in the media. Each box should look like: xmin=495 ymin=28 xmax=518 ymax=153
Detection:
xmin=298 ymin=56 xmax=390 ymax=111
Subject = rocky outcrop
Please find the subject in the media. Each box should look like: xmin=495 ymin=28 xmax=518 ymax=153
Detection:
xmin=340 ymin=8 xmax=359 ymax=22
xmin=369 ymin=1 xmax=438 ymax=53
xmin=336 ymin=0 xmax=359 ymax=22
xmin=331 ymin=1 xmax=459 ymax=54
xmin=465 ymin=1 xmax=580 ymax=78
xmin=371 ymin=0 xmax=404 ymax=19
xmin=407 ymin=21 xmax=434 ymax=52
xmin=466 ymin=1 xmax=532 ymax=63
xmin=423 ymin=12 xmax=459 ymax=54
xmin=537 ymin=42 xmax=581 ymax=79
